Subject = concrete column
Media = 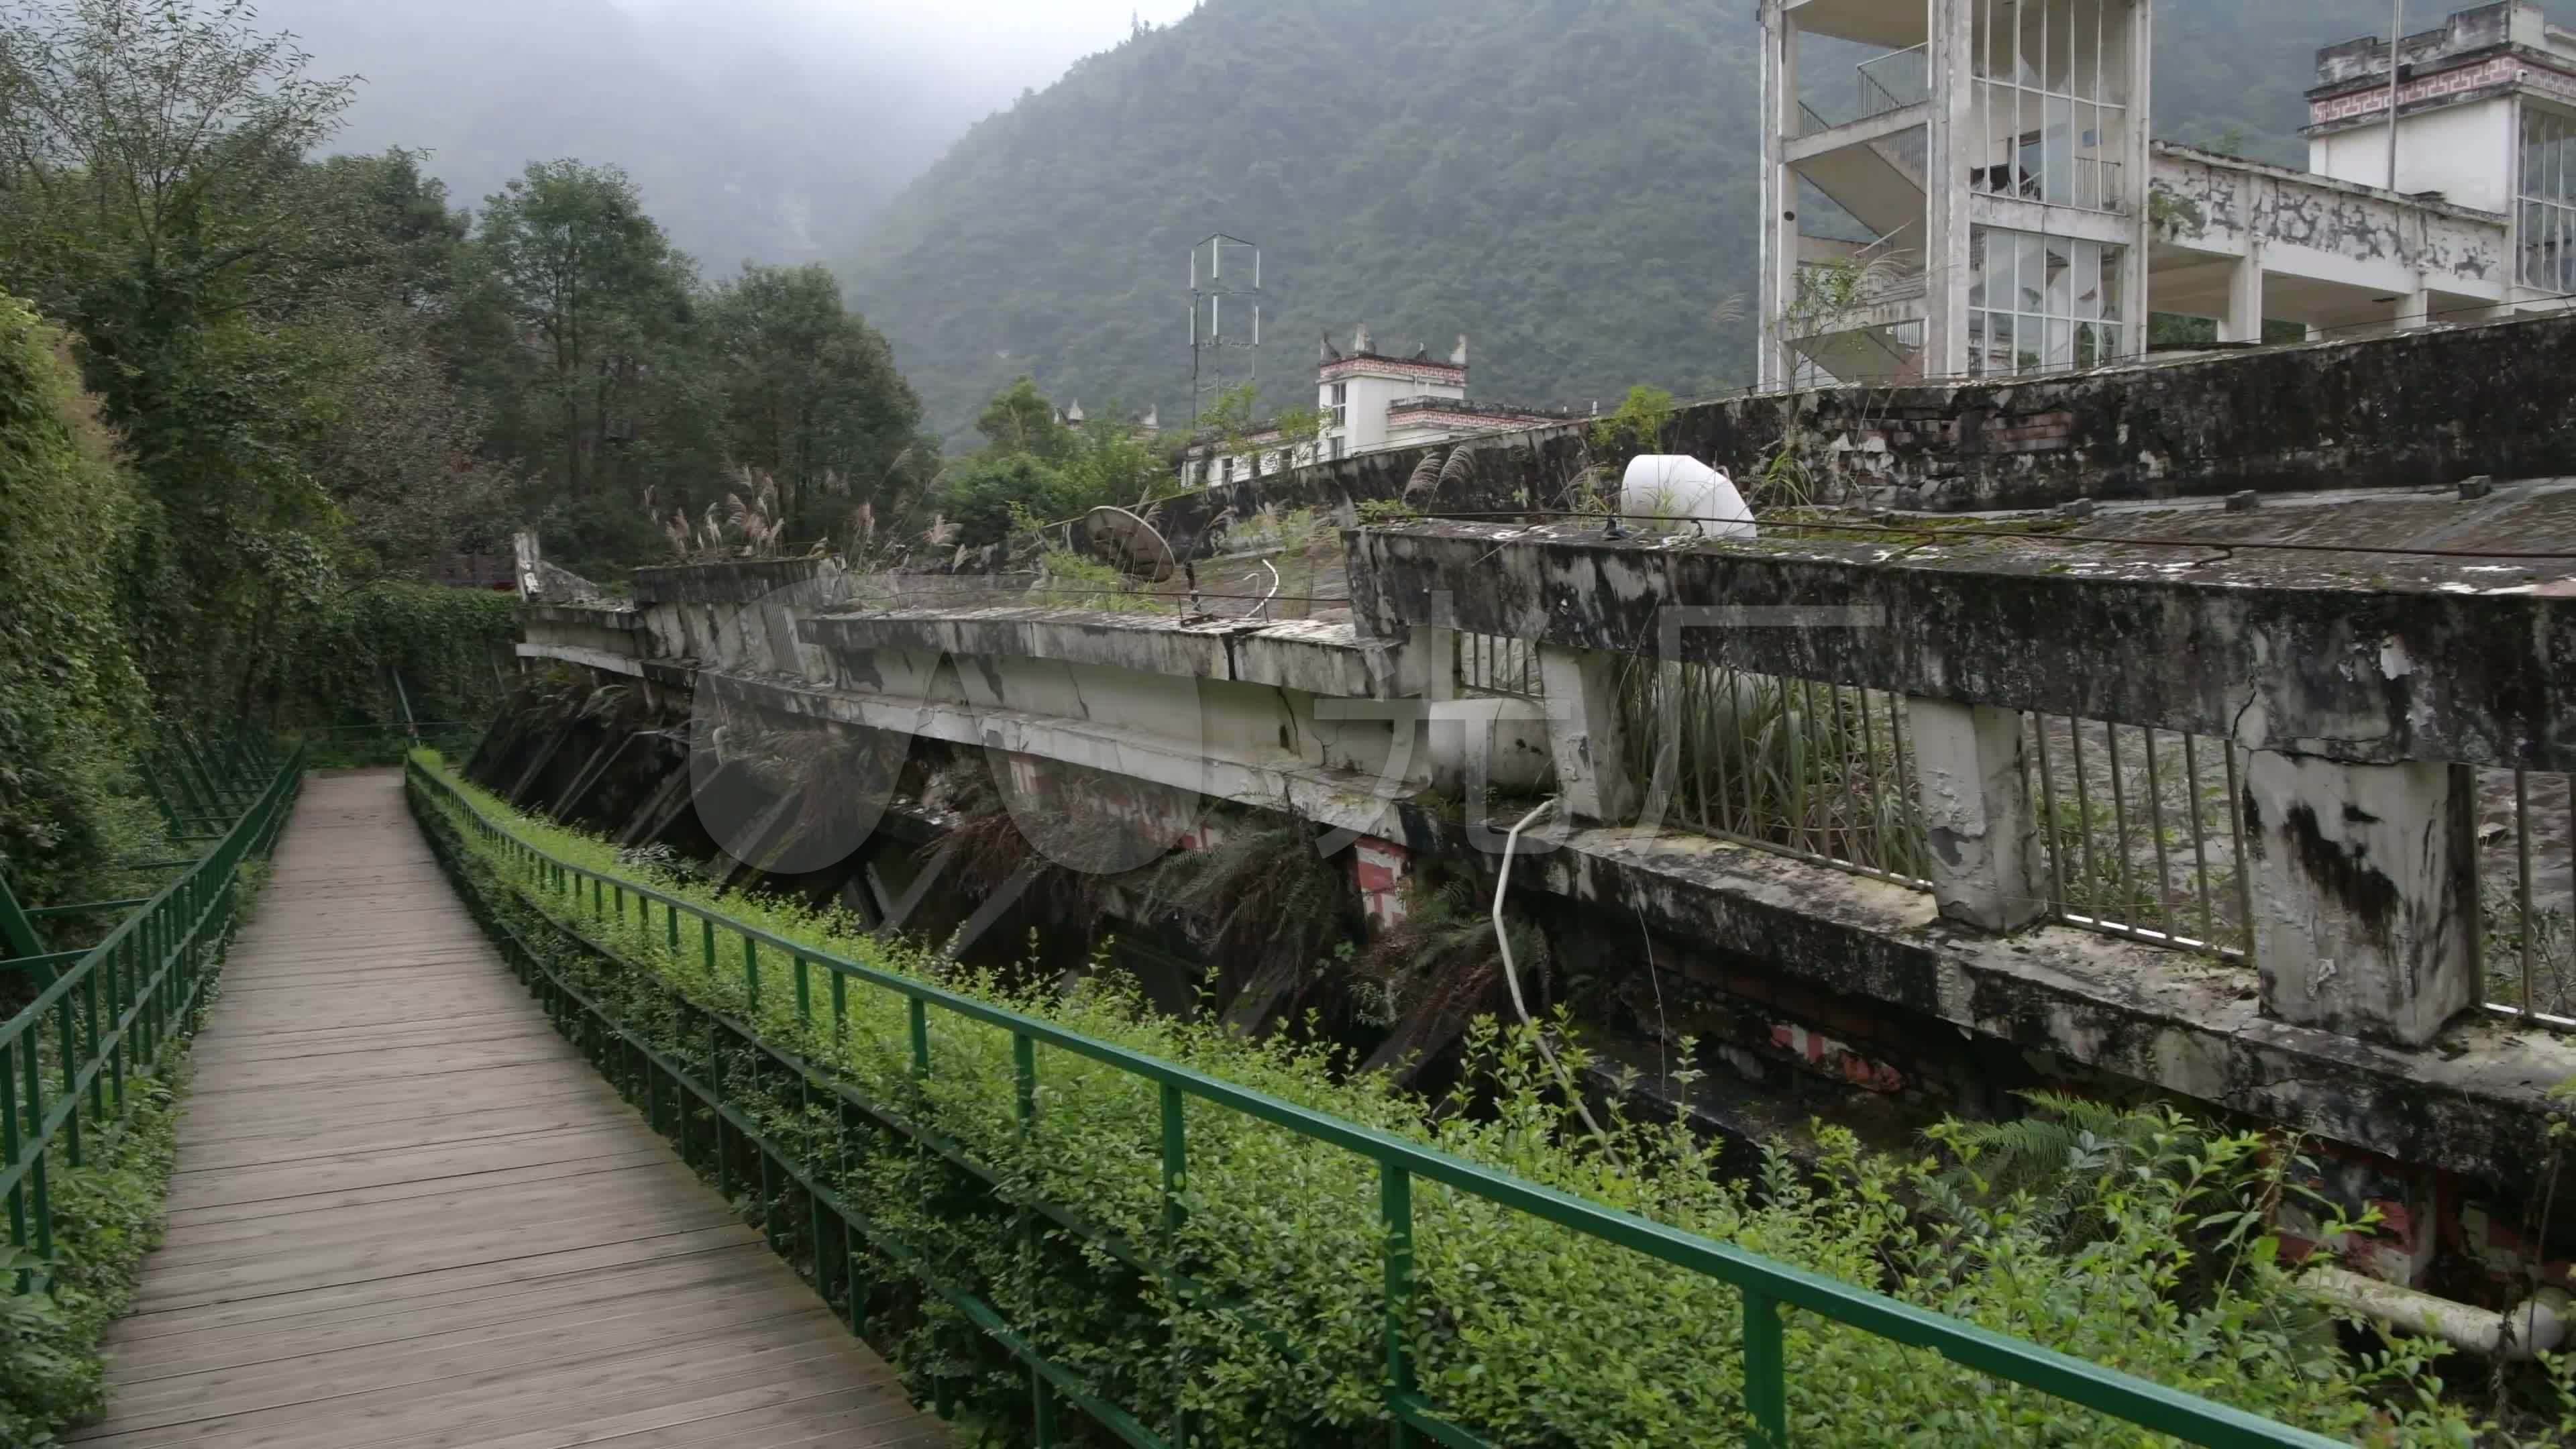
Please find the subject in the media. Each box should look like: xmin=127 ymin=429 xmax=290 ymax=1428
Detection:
xmin=2396 ymin=278 xmax=2433 ymax=333
xmin=1923 ymin=0 xmax=1974 ymax=380
xmin=2220 ymin=240 xmax=2267 ymax=343
xmin=2118 ymin=0 xmax=2156 ymax=361
xmin=1536 ymin=643 xmax=1640 ymax=826
xmin=1424 ymin=625 xmax=1459 ymax=704
xmin=1756 ymin=1 xmax=1799 ymax=390
xmin=1907 ymin=699 xmax=2044 ymax=932
xmin=2242 ymin=752 xmax=2479 ymax=1049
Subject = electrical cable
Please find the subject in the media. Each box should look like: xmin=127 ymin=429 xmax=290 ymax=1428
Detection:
xmin=1493 ymin=796 xmax=1610 ymax=1148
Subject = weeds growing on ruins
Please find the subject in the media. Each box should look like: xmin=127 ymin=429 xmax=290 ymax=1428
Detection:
xmin=415 ymin=753 xmax=2576 ymax=1446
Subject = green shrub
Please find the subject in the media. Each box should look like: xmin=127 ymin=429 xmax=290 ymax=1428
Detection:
xmin=0 ymin=1066 xmax=186 ymax=1446
xmin=414 ymin=758 xmax=2576 ymax=1447
xmin=0 ymin=297 xmax=152 ymax=908
xmin=256 ymin=580 xmax=517 ymax=732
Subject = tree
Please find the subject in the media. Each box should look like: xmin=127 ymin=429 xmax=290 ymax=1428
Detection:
xmin=706 ymin=263 xmax=922 ymax=542
xmin=936 ymin=451 xmax=1071 ymax=550
xmin=1055 ymin=415 xmax=1170 ymax=512
xmin=307 ymin=148 xmax=470 ymax=315
xmin=458 ymin=158 xmax=696 ymax=504
xmin=0 ymin=0 xmax=357 ymax=717
xmin=294 ymin=301 xmax=511 ymax=570
xmin=974 ymin=376 xmax=1074 ymax=460
xmin=0 ymin=0 xmax=360 ymax=335
xmin=927 ymin=378 xmax=1182 ymax=550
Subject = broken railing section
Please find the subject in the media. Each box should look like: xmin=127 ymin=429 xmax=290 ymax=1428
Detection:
xmin=1349 ymin=519 xmax=2576 ymax=1050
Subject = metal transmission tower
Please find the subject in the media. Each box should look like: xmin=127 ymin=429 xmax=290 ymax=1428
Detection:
xmin=1188 ymin=233 xmax=1261 ymax=431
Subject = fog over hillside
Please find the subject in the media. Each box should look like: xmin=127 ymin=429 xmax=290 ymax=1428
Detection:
xmin=257 ymin=0 xmax=1195 ymax=268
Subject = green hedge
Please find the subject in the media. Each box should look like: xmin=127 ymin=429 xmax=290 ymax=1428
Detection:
xmin=256 ymin=580 xmax=517 ymax=732
xmin=411 ymin=757 xmax=2576 ymax=1446
xmin=0 ymin=297 xmax=152 ymax=907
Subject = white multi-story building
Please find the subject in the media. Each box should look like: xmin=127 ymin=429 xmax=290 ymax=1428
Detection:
xmin=1181 ymin=327 xmax=1570 ymax=486
xmin=1758 ymin=0 xmax=2574 ymax=387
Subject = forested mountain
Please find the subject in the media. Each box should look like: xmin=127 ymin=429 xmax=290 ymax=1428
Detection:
xmin=847 ymin=0 xmax=2576 ymax=438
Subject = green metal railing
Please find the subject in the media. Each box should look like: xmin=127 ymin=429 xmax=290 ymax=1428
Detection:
xmin=0 ymin=741 xmax=303 ymax=1294
xmin=408 ymin=758 xmax=2343 ymax=1449
xmin=133 ymin=729 xmax=278 ymax=842
xmin=290 ymin=720 xmax=485 ymax=770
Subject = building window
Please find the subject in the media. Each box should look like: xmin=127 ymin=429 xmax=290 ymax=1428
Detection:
xmin=1325 ymin=381 xmax=1348 ymax=429
xmin=1330 ymin=436 xmax=1346 ymax=462
xmin=2522 ymin=107 xmax=2576 ymax=292
xmin=1968 ymin=228 xmax=2123 ymax=375
xmin=1972 ymin=0 xmax=2131 ymax=213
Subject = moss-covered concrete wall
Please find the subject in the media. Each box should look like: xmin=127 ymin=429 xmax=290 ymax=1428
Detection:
xmin=1157 ymin=313 xmax=2576 ymax=545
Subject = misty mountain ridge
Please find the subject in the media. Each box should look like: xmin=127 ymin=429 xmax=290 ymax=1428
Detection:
xmin=843 ymin=0 xmax=2576 ymax=441
xmin=264 ymin=0 xmax=2576 ymax=441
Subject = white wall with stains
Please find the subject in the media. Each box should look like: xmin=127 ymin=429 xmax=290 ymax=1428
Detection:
xmin=2312 ymin=97 xmax=2516 ymax=213
xmin=2150 ymin=146 xmax=2510 ymax=301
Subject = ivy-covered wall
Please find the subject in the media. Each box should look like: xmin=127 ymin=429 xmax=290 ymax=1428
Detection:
xmin=254 ymin=580 xmax=519 ymax=731
xmin=0 ymin=297 xmax=150 ymax=906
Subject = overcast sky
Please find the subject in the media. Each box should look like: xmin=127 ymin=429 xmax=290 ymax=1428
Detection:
xmin=610 ymin=0 xmax=1203 ymax=113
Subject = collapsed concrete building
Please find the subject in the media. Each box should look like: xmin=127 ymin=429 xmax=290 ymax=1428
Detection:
xmin=493 ymin=305 xmax=2576 ymax=1314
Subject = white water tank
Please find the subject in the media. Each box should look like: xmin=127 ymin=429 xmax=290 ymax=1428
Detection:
xmin=1618 ymin=456 xmax=1756 ymax=539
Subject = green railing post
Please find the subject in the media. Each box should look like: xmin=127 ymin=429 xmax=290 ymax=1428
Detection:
xmin=744 ymin=935 xmax=761 ymax=1013
xmin=0 ymin=875 xmax=44 ymax=969
xmin=23 ymin=1024 xmax=49 ymax=1261
xmin=1381 ymin=1160 xmax=1414 ymax=1448
xmin=1745 ymin=1290 xmax=1787 ymax=1448
xmin=794 ymin=955 xmax=812 ymax=1027
xmin=1161 ymin=1081 xmax=1193 ymax=1448
xmin=158 ymin=747 xmax=207 ymax=822
xmin=1 ymin=1040 xmax=21 ymax=1278
xmin=708 ymin=1020 xmax=731 ymax=1197
xmin=908 ymin=998 xmax=930 ymax=1079
xmin=136 ymin=759 xmax=184 ymax=837
xmin=1015 ymin=1032 xmax=1054 ymax=1447
xmin=57 ymin=994 xmax=80 ymax=1168
xmin=1015 ymin=1033 xmax=1037 ymax=1129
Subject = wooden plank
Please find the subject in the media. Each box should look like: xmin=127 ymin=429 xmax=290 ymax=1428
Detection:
xmin=99 ymin=1301 xmax=846 ymax=1430
xmin=109 ymin=1229 xmax=761 ymax=1343
xmin=167 ymin=1136 xmax=668 ymax=1220
xmin=109 ymin=1251 xmax=787 ymax=1380
xmin=78 ymin=771 xmax=947 ymax=1448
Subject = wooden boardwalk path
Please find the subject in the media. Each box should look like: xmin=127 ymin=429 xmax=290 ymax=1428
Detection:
xmin=76 ymin=770 xmax=947 ymax=1449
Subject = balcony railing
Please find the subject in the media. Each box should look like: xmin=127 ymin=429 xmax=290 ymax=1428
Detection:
xmin=1799 ymin=44 xmax=1929 ymax=134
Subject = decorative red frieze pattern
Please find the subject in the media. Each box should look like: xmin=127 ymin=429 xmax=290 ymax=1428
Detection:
xmin=2310 ymin=54 xmax=2576 ymax=124
xmin=1320 ymin=355 xmax=1465 ymax=385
